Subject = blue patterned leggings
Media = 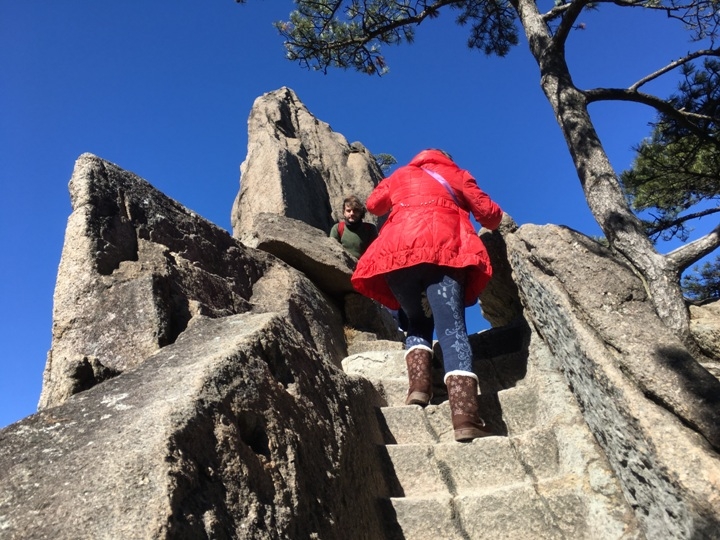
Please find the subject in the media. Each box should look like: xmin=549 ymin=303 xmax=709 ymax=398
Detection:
xmin=385 ymin=263 xmax=473 ymax=373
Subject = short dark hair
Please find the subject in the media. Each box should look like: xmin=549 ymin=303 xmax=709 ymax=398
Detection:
xmin=428 ymin=148 xmax=453 ymax=161
xmin=343 ymin=195 xmax=366 ymax=219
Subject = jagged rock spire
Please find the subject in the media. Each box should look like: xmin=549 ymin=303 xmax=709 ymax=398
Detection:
xmin=230 ymin=87 xmax=383 ymax=240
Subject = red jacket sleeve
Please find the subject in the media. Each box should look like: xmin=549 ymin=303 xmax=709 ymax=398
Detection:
xmin=366 ymin=178 xmax=393 ymax=216
xmin=460 ymin=171 xmax=503 ymax=231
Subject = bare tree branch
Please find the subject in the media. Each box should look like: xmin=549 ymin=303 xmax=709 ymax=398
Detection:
xmin=666 ymin=222 xmax=720 ymax=271
xmin=541 ymin=0 xmax=638 ymax=23
xmin=584 ymin=87 xmax=715 ymax=138
xmin=649 ymin=206 xmax=720 ymax=236
xmin=550 ymin=0 xmax=589 ymax=45
xmin=542 ymin=0 xmax=720 ymax=42
xmin=541 ymin=3 xmax=572 ymax=23
xmin=630 ymin=48 xmax=720 ymax=91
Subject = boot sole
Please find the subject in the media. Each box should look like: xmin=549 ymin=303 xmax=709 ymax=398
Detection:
xmin=454 ymin=427 xmax=493 ymax=442
xmin=405 ymin=391 xmax=431 ymax=406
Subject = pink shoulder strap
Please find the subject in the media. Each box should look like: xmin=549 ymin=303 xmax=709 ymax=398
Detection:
xmin=421 ymin=167 xmax=461 ymax=206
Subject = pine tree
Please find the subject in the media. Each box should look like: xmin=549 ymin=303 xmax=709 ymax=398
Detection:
xmin=621 ymin=59 xmax=720 ymax=243
xmin=683 ymin=256 xmax=720 ymax=302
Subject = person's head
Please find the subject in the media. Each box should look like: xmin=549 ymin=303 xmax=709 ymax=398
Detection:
xmin=343 ymin=195 xmax=366 ymax=223
xmin=428 ymin=148 xmax=453 ymax=161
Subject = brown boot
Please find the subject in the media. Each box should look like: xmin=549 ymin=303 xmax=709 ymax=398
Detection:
xmin=445 ymin=372 xmax=492 ymax=442
xmin=405 ymin=345 xmax=433 ymax=406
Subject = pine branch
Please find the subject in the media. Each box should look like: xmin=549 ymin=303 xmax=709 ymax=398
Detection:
xmin=584 ymin=87 xmax=716 ymax=140
xmin=630 ymin=48 xmax=720 ymax=91
xmin=648 ymin=206 xmax=720 ymax=236
xmin=666 ymin=221 xmax=720 ymax=272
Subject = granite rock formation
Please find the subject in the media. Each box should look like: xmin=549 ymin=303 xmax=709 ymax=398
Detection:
xmin=37 ymin=153 xmax=350 ymax=409
xmin=502 ymin=223 xmax=720 ymax=538
xmin=240 ymin=211 xmax=401 ymax=342
xmin=689 ymin=299 xmax=720 ymax=378
xmin=231 ymin=86 xmax=384 ymax=240
xmin=3 ymin=313 xmax=391 ymax=539
xmin=2 ymin=87 xmax=719 ymax=539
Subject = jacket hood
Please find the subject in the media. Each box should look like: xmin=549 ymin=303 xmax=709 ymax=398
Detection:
xmin=408 ymin=149 xmax=456 ymax=168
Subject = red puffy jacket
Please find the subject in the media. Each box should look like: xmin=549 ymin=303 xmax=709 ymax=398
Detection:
xmin=351 ymin=149 xmax=503 ymax=309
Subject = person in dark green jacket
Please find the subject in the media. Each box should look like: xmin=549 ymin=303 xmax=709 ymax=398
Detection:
xmin=329 ymin=194 xmax=378 ymax=260
xmin=331 ymin=194 xmax=409 ymax=334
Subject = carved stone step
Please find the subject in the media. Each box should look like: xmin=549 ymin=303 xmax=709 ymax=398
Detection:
xmin=369 ymin=372 xmax=559 ymax=448
xmin=387 ymin=478 xmax=618 ymax=540
xmin=451 ymin=483 xmax=567 ymax=539
xmin=342 ymin=350 xmax=406 ymax=379
xmin=386 ymin=484 xmax=558 ymax=540
xmin=386 ymin=494 xmax=459 ymax=540
xmin=373 ymin=378 xmax=409 ymax=408
xmin=344 ymin=342 xmax=640 ymax=540
xmin=379 ymin=405 xmax=439 ymax=445
xmin=346 ymin=338 xmax=405 ymax=356
xmin=384 ymin=438 xmax=528 ymax=498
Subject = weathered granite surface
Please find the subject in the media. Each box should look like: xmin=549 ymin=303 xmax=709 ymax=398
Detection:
xmin=6 ymin=86 xmax=720 ymax=539
xmin=240 ymin=212 xmax=358 ymax=296
xmin=1 ymin=313 xmax=390 ymax=539
xmin=39 ymin=153 xmax=348 ymax=409
xmin=689 ymin=299 xmax=720 ymax=378
xmin=506 ymin=224 xmax=720 ymax=538
xmin=231 ymin=87 xmax=383 ymax=238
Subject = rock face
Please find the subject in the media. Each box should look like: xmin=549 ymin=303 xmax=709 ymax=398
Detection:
xmin=689 ymin=300 xmax=720 ymax=378
xmin=38 ymin=153 xmax=349 ymax=409
xmin=230 ymin=87 xmax=384 ymax=240
xmin=478 ymin=213 xmax=524 ymax=327
xmin=2 ymin=313 xmax=391 ymax=539
xmin=505 ymin=224 xmax=720 ymax=539
xmin=240 ymin=212 xmax=402 ymax=342
xmin=241 ymin=212 xmax=358 ymax=296
xmin=3 ymin=88 xmax=720 ymax=539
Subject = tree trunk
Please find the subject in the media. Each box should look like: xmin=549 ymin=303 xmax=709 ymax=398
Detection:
xmin=512 ymin=0 xmax=692 ymax=342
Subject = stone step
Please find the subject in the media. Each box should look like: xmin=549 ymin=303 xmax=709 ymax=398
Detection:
xmin=386 ymin=494 xmax=458 ymax=540
xmin=497 ymin=383 xmax=542 ymax=435
xmin=343 ymin=347 xmax=446 ymax=381
xmin=383 ymin=437 xmax=529 ymax=498
xmin=431 ymin=439 xmax=528 ymax=495
xmin=387 ymin=477 xmax=616 ymax=540
xmin=451 ymin=483 xmax=567 ymax=539
xmin=343 ymin=346 xmax=457 ymax=408
xmin=342 ymin=350 xmax=406 ymax=380
xmin=381 ymin=403 xmax=456 ymax=444
xmin=380 ymin=401 xmax=502 ymax=445
xmin=387 ymin=481 xmax=573 ymax=540
xmin=347 ymin=338 xmax=405 ymax=357
xmin=383 ymin=444 xmax=451 ymax=497
xmin=372 ymin=378 xmax=409 ymax=408
xmin=344 ymin=341 xmax=638 ymax=540
xmin=381 ymin=407 xmax=570 ymax=481
xmin=357 ymin=377 xmax=451 ymax=408
xmin=379 ymin=405 xmax=439 ymax=444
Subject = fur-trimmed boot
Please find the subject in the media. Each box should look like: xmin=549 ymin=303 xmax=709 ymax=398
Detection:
xmin=445 ymin=371 xmax=492 ymax=442
xmin=404 ymin=345 xmax=433 ymax=406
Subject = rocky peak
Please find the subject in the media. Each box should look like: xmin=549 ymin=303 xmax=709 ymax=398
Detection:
xmin=231 ymin=86 xmax=383 ymax=240
xmin=1 ymin=88 xmax=719 ymax=539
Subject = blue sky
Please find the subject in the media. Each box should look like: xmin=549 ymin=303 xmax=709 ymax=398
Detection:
xmin=0 ymin=1 xmax=706 ymax=428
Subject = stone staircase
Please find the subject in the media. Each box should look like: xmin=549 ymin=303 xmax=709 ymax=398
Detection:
xmin=342 ymin=326 xmax=642 ymax=540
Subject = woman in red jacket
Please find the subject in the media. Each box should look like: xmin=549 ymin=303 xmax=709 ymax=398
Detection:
xmin=352 ymin=149 xmax=503 ymax=442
